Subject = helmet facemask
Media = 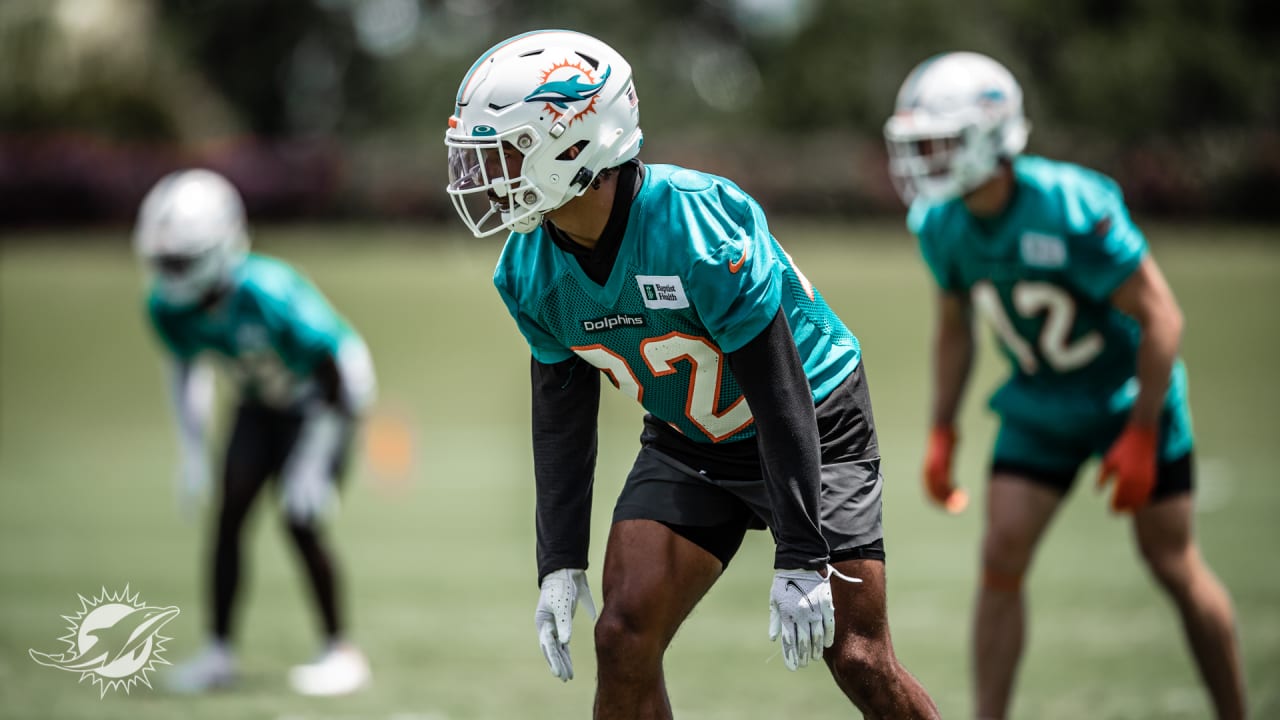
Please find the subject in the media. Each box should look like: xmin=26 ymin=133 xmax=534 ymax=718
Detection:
xmin=446 ymin=126 xmax=550 ymax=237
xmin=885 ymin=114 xmax=1007 ymax=203
xmin=149 ymin=243 xmax=242 ymax=305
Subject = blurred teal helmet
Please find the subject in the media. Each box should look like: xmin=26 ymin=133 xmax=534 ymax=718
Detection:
xmin=134 ymin=169 xmax=248 ymax=305
xmin=884 ymin=52 xmax=1029 ymax=204
xmin=445 ymin=29 xmax=643 ymax=237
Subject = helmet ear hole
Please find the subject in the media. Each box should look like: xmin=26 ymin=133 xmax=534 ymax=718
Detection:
xmin=556 ymin=140 xmax=590 ymax=161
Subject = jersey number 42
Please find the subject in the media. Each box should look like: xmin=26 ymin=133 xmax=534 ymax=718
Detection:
xmin=972 ymin=280 xmax=1103 ymax=374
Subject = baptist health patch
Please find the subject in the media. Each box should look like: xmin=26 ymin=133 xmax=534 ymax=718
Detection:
xmin=636 ymin=275 xmax=689 ymax=309
xmin=1019 ymin=232 xmax=1067 ymax=269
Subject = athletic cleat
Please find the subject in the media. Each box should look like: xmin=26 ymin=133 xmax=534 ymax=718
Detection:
xmin=166 ymin=642 xmax=236 ymax=693
xmin=288 ymin=642 xmax=371 ymax=696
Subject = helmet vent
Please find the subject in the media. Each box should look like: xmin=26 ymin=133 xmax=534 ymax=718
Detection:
xmin=574 ymin=52 xmax=599 ymax=69
xmin=518 ymin=49 xmax=544 ymax=57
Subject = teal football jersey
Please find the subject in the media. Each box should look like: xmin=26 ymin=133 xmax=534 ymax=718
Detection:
xmin=147 ymin=254 xmax=358 ymax=409
xmin=911 ymin=155 xmax=1187 ymax=432
xmin=495 ymin=164 xmax=860 ymax=444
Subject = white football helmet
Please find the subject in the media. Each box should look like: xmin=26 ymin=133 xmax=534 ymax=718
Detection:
xmin=134 ymin=169 xmax=249 ymax=305
xmin=883 ymin=52 xmax=1029 ymax=204
xmin=445 ymin=30 xmax=643 ymax=237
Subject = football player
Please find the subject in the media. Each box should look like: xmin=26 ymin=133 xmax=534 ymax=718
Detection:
xmin=886 ymin=52 xmax=1246 ymax=719
xmin=135 ymin=169 xmax=375 ymax=696
xmin=444 ymin=30 xmax=939 ymax=718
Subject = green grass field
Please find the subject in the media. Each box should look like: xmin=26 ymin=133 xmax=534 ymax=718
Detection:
xmin=1 ymin=223 xmax=1277 ymax=719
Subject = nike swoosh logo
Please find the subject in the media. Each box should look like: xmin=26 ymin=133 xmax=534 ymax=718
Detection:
xmin=784 ymin=580 xmax=805 ymax=596
xmin=728 ymin=244 xmax=748 ymax=274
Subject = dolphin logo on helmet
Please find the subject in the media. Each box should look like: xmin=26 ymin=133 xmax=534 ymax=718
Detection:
xmin=524 ymin=66 xmax=612 ymax=109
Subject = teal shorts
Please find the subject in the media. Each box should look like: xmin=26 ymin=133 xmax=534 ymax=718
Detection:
xmin=991 ymin=395 xmax=1194 ymax=496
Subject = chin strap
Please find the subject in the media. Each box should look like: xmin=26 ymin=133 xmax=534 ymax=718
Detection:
xmin=508 ymin=211 xmax=544 ymax=234
xmin=570 ymin=166 xmax=594 ymax=191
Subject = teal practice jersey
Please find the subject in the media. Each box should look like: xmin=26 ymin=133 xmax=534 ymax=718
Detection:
xmin=494 ymin=164 xmax=860 ymax=444
xmin=147 ymin=254 xmax=359 ymax=409
xmin=911 ymin=155 xmax=1187 ymax=433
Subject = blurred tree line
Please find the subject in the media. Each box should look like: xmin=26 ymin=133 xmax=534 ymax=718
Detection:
xmin=2 ymin=0 xmax=1277 ymax=224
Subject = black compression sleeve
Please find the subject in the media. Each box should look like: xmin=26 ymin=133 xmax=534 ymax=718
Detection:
xmin=530 ymin=355 xmax=601 ymax=585
xmin=725 ymin=311 xmax=830 ymax=570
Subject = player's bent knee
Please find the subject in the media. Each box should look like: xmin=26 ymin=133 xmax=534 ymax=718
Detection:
xmin=1137 ymin=542 xmax=1194 ymax=592
xmin=215 ymin=509 xmax=247 ymax=537
xmin=594 ymin=605 xmax=664 ymax=669
xmin=981 ymin=566 xmax=1024 ymax=594
xmin=980 ymin=531 xmax=1034 ymax=578
xmin=825 ymin=635 xmax=896 ymax=689
xmin=284 ymin=518 xmax=322 ymax=536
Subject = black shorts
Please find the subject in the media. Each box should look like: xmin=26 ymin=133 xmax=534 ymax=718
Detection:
xmin=612 ymin=364 xmax=886 ymax=567
xmin=991 ymin=451 xmax=1194 ymax=502
xmin=224 ymin=403 xmax=353 ymax=490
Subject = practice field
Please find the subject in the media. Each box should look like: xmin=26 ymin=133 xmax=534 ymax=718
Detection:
xmin=1 ymin=223 xmax=1277 ymax=720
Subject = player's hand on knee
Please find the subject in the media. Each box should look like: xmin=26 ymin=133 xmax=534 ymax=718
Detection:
xmin=534 ymin=568 xmax=596 ymax=682
xmin=282 ymin=464 xmax=334 ymax=523
xmin=768 ymin=569 xmax=836 ymax=671
xmin=1097 ymin=424 xmax=1158 ymax=513
xmin=281 ymin=410 xmax=344 ymax=522
xmin=923 ymin=426 xmax=967 ymax=513
xmin=281 ymin=429 xmax=337 ymax=523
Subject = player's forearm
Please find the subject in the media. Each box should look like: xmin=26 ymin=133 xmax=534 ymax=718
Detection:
xmin=726 ymin=311 xmax=829 ymax=571
xmin=531 ymin=357 xmax=601 ymax=583
xmin=1129 ymin=303 xmax=1183 ymax=429
xmin=930 ymin=302 xmax=974 ymax=429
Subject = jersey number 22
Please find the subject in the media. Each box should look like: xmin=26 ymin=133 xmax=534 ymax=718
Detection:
xmin=574 ymin=333 xmax=751 ymax=442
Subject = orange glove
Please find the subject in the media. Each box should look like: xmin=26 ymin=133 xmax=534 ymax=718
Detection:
xmin=923 ymin=427 xmax=968 ymax=513
xmin=1097 ymin=424 xmax=1159 ymax=513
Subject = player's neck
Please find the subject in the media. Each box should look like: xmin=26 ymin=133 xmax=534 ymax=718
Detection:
xmin=544 ymin=173 xmax=619 ymax=250
xmin=963 ymin=164 xmax=1014 ymax=218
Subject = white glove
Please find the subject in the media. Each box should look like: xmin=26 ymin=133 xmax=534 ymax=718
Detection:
xmin=281 ymin=409 xmax=343 ymax=523
xmin=534 ymin=568 xmax=597 ymax=681
xmin=175 ymin=443 xmax=210 ymax=519
xmin=768 ymin=569 xmax=836 ymax=671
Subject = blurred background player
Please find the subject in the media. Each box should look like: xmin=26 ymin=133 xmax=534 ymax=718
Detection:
xmin=445 ymin=29 xmax=938 ymax=718
xmin=134 ymin=169 xmax=376 ymax=696
xmin=885 ymin=52 xmax=1246 ymax=719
